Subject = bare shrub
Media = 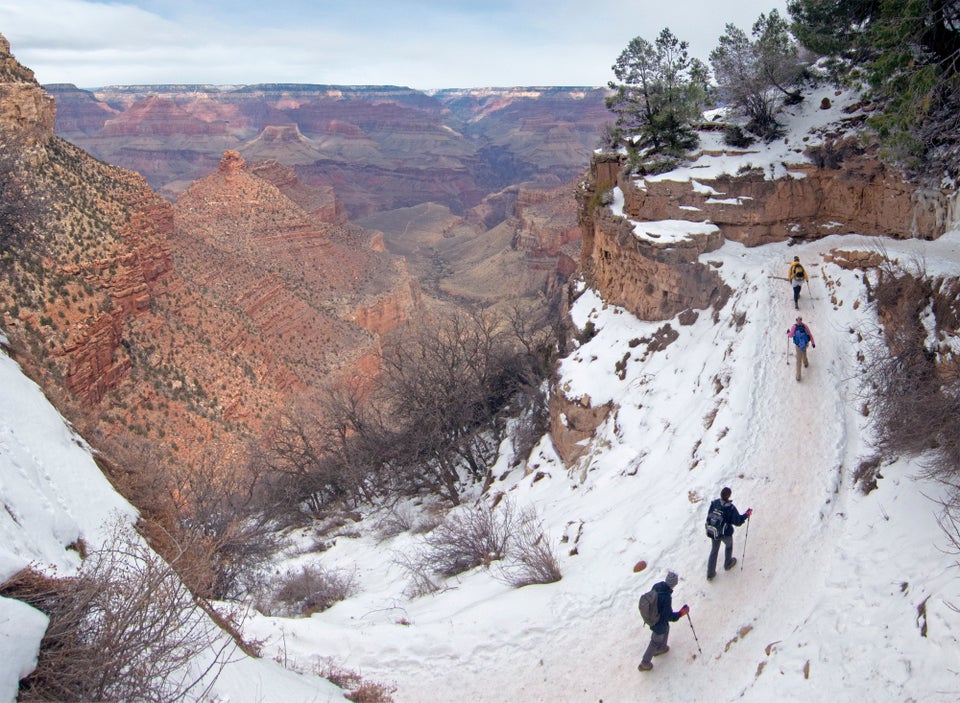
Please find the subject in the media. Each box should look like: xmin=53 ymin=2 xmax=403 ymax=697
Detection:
xmin=267 ymin=564 xmax=357 ymax=617
xmin=860 ymin=258 xmax=960 ymax=489
xmin=392 ymin=551 xmax=443 ymax=599
xmin=317 ymin=660 xmax=395 ymax=703
xmin=420 ymin=502 xmax=516 ymax=578
xmin=95 ymin=438 xmax=279 ymax=602
xmin=5 ymin=528 xmax=232 ymax=703
xmin=374 ymin=503 xmax=441 ymax=541
xmin=502 ymin=507 xmax=563 ymax=588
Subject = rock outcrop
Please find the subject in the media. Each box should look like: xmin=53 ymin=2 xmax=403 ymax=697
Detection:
xmin=0 ymin=36 xmax=55 ymax=146
xmin=172 ymin=150 xmax=420 ymax=397
xmin=618 ymin=151 xmax=948 ymax=247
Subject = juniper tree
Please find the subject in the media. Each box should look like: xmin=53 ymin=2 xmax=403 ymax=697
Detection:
xmin=606 ymin=28 xmax=710 ymax=160
xmin=711 ymin=10 xmax=806 ymax=140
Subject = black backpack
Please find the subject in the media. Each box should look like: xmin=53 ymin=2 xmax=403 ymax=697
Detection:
xmin=638 ymin=588 xmax=660 ymax=627
xmin=705 ymin=499 xmax=726 ymax=540
xmin=793 ymin=263 xmax=806 ymax=280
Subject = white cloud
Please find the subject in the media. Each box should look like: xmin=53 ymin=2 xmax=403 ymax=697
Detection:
xmin=0 ymin=0 xmax=789 ymax=88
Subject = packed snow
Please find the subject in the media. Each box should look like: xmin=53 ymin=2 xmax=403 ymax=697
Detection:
xmin=2 ymin=80 xmax=960 ymax=702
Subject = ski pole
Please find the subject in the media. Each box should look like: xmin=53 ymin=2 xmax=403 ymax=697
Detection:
xmin=686 ymin=612 xmax=703 ymax=655
xmin=741 ymin=515 xmax=750 ymax=571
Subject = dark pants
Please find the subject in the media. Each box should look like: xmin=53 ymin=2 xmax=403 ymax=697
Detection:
xmin=707 ymin=535 xmax=734 ymax=578
xmin=641 ymin=626 xmax=670 ymax=665
xmin=792 ymin=281 xmax=802 ymax=306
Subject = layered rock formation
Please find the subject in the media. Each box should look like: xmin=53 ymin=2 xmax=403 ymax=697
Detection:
xmin=618 ymin=150 xmax=948 ymax=246
xmin=46 ymin=84 xmax=610 ymax=218
xmin=0 ymin=36 xmax=418 ymax=477
xmin=171 ymin=150 xmax=420 ymax=405
xmin=0 ymin=35 xmax=55 ymax=146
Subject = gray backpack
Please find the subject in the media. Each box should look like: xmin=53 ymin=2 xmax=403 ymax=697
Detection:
xmin=638 ymin=588 xmax=659 ymax=627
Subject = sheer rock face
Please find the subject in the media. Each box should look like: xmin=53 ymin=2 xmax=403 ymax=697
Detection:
xmin=0 ymin=37 xmax=55 ymax=145
xmin=618 ymin=154 xmax=948 ymax=247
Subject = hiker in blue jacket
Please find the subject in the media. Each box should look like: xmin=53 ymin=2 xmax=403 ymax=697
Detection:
xmin=706 ymin=487 xmax=752 ymax=580
xmin=787 ymin=316 xmax=816 ymax=382
xmin=638 ymin=571 xmax=688 ymax=671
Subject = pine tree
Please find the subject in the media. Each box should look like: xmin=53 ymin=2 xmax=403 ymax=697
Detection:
xmin=788 ymin=0 xmax=960 ymax=175
xmin=606 ymin=28 xmax=710 ymax=163
xmin=711 ymin=10 xmax=806 ymax=141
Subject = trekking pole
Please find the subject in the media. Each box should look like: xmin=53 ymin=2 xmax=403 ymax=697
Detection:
xmin=785 ymin=334 xmax=790 ymax=365
xmin=741 ymin=516 xmax=751 ymax=571
xmin=686 ymin=613 xmax=703 ymax=655
xmin=805 ymin=278 xmax=812 ymax=300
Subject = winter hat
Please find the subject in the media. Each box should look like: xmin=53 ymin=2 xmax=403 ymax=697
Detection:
xmin=665 ymin=571 xmax=678 ymax=587
xmin=793 ymin=255 xmax=800 ymax=261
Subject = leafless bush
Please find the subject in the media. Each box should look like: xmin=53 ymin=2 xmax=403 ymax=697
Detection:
xmin=5 ymin=527 xmax=232 ymax=703
xmin=501 ymin=507 xmax=563 ymax=588
xmin=394 ymin=500 xmax=562 ymax=595
xmin=860 ymin=260 xmax=960 ymax=491
xmin=392 ymin=550 xmax=443 ymax=599
xmin=420 ymin=502 xmax=516 ymax=577
xmin=374 ymin=503 xmax=442 ymax=541
xmin=317 ymin=660 xmax=396 ymax=703
xmin=266 ymin=564 xmax=357 ymax=617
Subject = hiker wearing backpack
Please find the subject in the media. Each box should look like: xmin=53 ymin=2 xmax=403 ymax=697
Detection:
xmin=787 ymin=316 xmax=816 ymax=382
xmin=788 ymin=256 xmax=807 ymax=309
xmin=705 ymin=487 xmax=752 ymax=580
xmin=638 ymin=571 xmax=688 ymax=672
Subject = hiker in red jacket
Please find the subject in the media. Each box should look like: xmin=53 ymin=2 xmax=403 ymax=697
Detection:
xmin=787 ymin=316 xmax=816 ymax=382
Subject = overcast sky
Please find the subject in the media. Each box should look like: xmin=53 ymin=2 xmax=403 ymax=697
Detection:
xmin=0 ymin=0 xmax=789 ymax=90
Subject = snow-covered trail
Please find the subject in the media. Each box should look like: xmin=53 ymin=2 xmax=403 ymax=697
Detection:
xmin=245 ymin=234 xmax=960 ymax=703
xmin=254 ymin=241 xmax=867 ymax=703
xmin=662 ymin=247 xmax=854 ymax=701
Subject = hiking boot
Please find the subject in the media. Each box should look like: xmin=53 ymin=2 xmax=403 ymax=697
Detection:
xmin=653 ymin=646 xmax=670 ymax=656
xmin=724 ymin=557 xmax=737 ymax=570
xmin=638 ymin=662 xmax=653 ymax=672
xmin=707 ymin=572 xmax=716 ymax=581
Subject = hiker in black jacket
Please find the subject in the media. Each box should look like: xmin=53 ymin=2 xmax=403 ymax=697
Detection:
xmin=706 ymin=486 xmax=752 ymax=580
xmin=638 ymin=571 xmax=688 ymax=672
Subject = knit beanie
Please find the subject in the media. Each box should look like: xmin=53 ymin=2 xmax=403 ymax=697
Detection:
xmin=665 ymin=571 xmax=678 ymax=587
